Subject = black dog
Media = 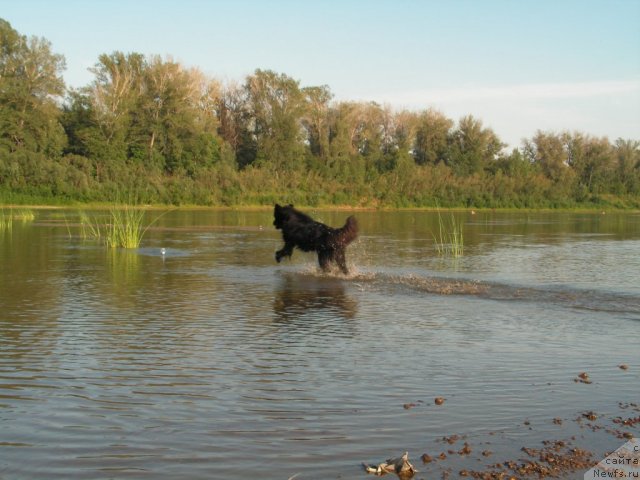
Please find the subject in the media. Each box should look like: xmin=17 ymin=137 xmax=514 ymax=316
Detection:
xmin=273 ymin=204 xmax=358 ymax=274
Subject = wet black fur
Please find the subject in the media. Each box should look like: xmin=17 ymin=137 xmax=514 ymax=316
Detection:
xmin=273 ymin=204 xmax=358 ymax=274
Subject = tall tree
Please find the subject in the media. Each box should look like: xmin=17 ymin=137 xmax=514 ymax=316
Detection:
xmin=136 ymin=56 xmax=200 ymax=171
xmin=217 ymin=81 xmax=255 ymax=169
xmin=84 ymin=51 xmax=145 ymax=165
xmin=613 ymin=138 xmax=640 ymax=193
xmin=523 ymin=131 xmax=570 ymax=181
xmin=244 ymin=69 xmax=306 ymax=170
xmin=566 ymin=133 xmax=614 ymax=193
xmin=301 ymin=84 xmax=332 ymax=160
xmin=412 ymin=109 xmax=453 ymax=166
xmin=447 ymin=115 xmax=504 ymax=175
xmin=0 ymin=18 xmax=66 ymax=156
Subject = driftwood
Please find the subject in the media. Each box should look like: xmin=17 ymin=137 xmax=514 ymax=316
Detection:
xmin=363 ymin=451 xmax=417 ymax=477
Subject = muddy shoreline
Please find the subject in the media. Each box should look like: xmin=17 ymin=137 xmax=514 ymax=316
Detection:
xmin=372 ymin=399 xmax=639 ymax=480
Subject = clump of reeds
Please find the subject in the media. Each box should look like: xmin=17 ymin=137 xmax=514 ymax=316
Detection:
xmin=78 ymin=211 xmax=102 ymax=240
xmin=0 ymin=210 xmax=12 ymax=232
xmin=105 ymin=206 xmax=147 ymax=249
xmin=12 ymin=209 xmax=36 ymax=222
xmin=0 ymin=208 xmax=36 ymax=232
xmin=75 ymin=205 xmax=169 ymax=249
xmin=432 ymin=210 xmax=464 ymax=257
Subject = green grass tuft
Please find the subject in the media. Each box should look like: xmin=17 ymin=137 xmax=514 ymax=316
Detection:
xmin=432 ymin=210 xmax=464 ymax=258
xmin=105 ymin=207 xmax=146 ymax=249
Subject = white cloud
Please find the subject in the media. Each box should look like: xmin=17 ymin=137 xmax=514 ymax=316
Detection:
xmin=375 ymin=79 xmax=640 ymax=106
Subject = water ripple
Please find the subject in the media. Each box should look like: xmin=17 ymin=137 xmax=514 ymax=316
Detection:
xmin=1 ymin=210 xmax=639 ymax=479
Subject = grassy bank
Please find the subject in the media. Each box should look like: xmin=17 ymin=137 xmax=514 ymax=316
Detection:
xmin=1 ymin=203 xmax=639 ymax=214
xmin=0 ymin=186 xmax=640 ymax=211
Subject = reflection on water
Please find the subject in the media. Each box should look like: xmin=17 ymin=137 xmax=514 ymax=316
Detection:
xmin=0 ymin=209 xmax=639 ymax=479
xmin=106 ymin=248 xmax=142 ymax=293
xmin=274 ymin=272 xmax=358 ymax=320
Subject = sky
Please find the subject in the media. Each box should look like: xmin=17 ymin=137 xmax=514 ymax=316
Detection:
xmin=2 ymin=0 xmax=640 ymax=148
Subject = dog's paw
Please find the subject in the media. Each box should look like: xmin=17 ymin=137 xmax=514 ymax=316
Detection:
xmin=275 ymin=252 xmax=283 ymax=263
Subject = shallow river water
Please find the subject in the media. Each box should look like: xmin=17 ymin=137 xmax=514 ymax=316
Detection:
xmin=1 ymin=209 xmax=639 ymax=479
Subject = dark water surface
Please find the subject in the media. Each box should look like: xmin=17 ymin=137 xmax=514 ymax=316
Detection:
xmin=1 ymin=209 xmax=639 ymax=479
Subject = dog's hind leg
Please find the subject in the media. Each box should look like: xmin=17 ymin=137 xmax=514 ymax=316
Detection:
xmin=275 ymin=242 xmax=294 ymax=263
xmin=317 ymin=251 xmax=331 ymax=273
xmin=335 ymin=249 xmax=349 ymax=275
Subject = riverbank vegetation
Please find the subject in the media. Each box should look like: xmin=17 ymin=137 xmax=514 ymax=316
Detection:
xmin=1 ymin=19 xmax=639 ymax=209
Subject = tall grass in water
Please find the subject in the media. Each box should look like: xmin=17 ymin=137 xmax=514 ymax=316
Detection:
xmin=0 ymin=210 xmax=12 ymax=232
xmin=75 ymin=206 xmax=169 ymax=248
xmin=12 ymin=209 xmax=36 ymax=222
xmin=433 ymin=210 xmax=464 ymax=257
xmin=78 ymin=211 xmax=102 ymax=240
xmin=104 ymin=206 xmax=171 ymax=249
xmin=105 ymin=206 xmax=147 ymax=249
xmin=1 ymin=209 xmax=35 ymax=232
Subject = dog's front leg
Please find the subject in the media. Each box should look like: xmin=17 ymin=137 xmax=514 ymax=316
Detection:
xmin=275 ymin=242 xmax=294 ymax=262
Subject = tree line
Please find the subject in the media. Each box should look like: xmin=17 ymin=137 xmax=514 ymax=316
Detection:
xmin=1 ymin=18 xmax=639 ymax=208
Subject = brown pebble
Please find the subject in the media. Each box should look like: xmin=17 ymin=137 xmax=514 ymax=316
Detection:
xmin=421 ymin=453 xmax=433 ymax=463
xmin=482 ymin=450 xmax=492 ymax=457
xmin=438 ymin=452 xmax=447 ymax=460
xmin=553 ymin=417 xmax=563 ymax=425
xmin=403 ymin=402 xmax=417 ymax=410
xmin=575 ymin=372 xmax=592 ymax=384
xmin=458 ymin=442 xmax=472 ymax=455
xmin=435 ymin=396 xmax=446 ymax=405
xmin=443 ymin=435 xmax=459 ymax=444
xmin=583 ymin=411 xmax=598 ymax=421
xmin=619 ymin=364 xmax=629 ymax=370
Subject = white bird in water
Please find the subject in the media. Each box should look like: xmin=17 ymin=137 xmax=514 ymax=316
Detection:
xmin=160 ymin=248 xmax=166 ymax=256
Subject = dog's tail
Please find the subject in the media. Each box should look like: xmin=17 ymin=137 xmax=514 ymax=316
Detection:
xmin=333 ymin=216 xmax=358 ymax=246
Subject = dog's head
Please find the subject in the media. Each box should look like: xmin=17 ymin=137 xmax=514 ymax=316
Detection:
xmin=273 ymin=203 xmax=294 ymax=229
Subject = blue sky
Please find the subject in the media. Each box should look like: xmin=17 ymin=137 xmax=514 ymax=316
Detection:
xmin=3 ymin=0 xmax=639 ymax=147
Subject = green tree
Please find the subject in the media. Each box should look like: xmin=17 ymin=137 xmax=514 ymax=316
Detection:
xmin=391 ymin=109 xmax=418 ymax=154
xmin=301 ymin=84 xmax=332 ymax=161
xmin=135 ymin=56 xmax=220 ymax=174
xmin=0 ymin=18 xmax=66 ymax=156
xmin=244 ymin=69 xmax=306 ymax=171
xmin=566 ymin=133 xmax=614 ymax=194
xmin=613 ymin=138 xmax=640 ymax=194
xmin=412 ymin=108 xmax=453 ymax=166
xmin=327 ymin=102 xmax=359 ymax=158
xmin=446 ymin=115 xmax=504 ymax=176
xmin=217 ymin=81 xmax=255 ymax=169
xmin=83 ymin=51 xmax=145 ymax=171
xmin=523 ymin=131 xmax=570 ymax=181
xmin=373 ymin=106 xmax=417 ymax=173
